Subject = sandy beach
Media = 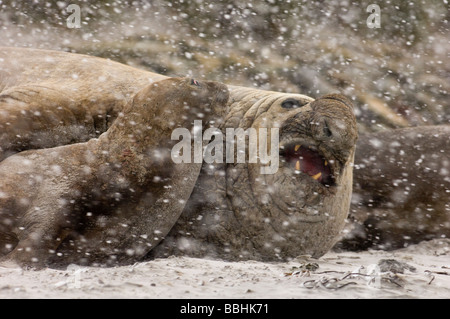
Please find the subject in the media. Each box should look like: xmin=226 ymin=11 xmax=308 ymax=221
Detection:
xmin=0 ymin=239 xmax=448 ymax=299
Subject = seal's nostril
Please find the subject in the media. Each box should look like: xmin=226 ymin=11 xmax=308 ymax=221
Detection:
xmin=323 ymin=122 xmax=332 ymax=138
xmin=281 ymin=98 xmax=307 ymax=109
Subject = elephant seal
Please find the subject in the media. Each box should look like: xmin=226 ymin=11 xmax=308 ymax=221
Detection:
xmin=150 ymin=93 xmax=358 ymax=261
xmin=0 ymin=77 xmax=229 ymax=268
xmin=0 ymin=46 xmax=166 ymax=161
xmin=338 ymin=125 xmax=450 ymax=250
xmin=1 ymin=47 xmax=358 ymax=267
xmin=1 ymin=47 xmax=448 ymax=263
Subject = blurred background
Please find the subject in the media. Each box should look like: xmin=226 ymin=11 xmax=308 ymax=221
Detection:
xmin=0 ymin=0 xmax=448 ymax=132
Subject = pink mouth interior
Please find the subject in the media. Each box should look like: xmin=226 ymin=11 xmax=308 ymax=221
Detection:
xmin=283 ymin=144 xmax=334 ymax=186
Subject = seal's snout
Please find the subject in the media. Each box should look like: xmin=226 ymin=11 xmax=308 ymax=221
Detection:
xmin=205 ymin=81 xmax=229 ymax=105
xmin=315 ymin=115 xmax=348 ymax=148
xmin=214 ymin=86 xmax=230 ymax=105
xmin=280 ymin=93 xmax=357 ymax=187
xmin=310 ymin=93 xmax=358 ymax=153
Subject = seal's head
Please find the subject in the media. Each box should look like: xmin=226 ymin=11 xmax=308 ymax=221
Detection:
xmin=122 ymin=77 xmax=230 ymax=127
xmin=105 ymin=76 xmax=230 ymax=178
xmin=149 ymin=89 xmax=358 ymax=262
xmin=219 ymin=91 xmax=358 ymax=260
xmin=278 ymin=93 xmax=357 ymax=192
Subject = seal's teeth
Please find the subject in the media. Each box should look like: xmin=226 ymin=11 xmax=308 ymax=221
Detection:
xmin=312 ymin=172 xmax=322 ymax=180
xmin=295 ymin=144 xmax=301 ymax=152
xmin=295 ymin=160 xmax=301 ymax=171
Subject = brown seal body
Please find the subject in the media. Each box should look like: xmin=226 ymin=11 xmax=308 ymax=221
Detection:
xmin=0 ymin=47 xmax=359 ymax=266
xmin=151 ymin=93 xmax=358 ymax=261
xmin=0 ymin=77 xmax=229 ymax=267
xmin=0 ymin=46 xmax=166 ymax=161
xmin=339 ymin=125 xmax=450 ymax=250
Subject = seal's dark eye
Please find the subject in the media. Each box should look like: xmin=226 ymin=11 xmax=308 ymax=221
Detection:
xmin=191 ymin=79 xmax=201 ymax=87
xmin=281 ymin=98 xmax=306 ymax=109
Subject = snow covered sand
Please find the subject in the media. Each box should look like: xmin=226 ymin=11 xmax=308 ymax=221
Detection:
xmin=0 ymin=239 xmax=448 ymax=299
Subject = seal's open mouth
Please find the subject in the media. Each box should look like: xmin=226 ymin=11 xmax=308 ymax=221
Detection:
xmin=281 ymin=143 xmax=335 ymax=187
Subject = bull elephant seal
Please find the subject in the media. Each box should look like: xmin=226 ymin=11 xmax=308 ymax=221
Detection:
xmin=0 ymin=77 xmax=229 ymax=268
xmin=150 ymin=93 xmax=358 ymax=261
xmin=338 ymin=125 xmax=450 ymax=250
xmin=0 ymin=47 xmax=358 ymax=267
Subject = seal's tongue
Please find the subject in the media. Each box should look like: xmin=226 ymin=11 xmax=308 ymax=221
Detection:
xmin=284 ymin=144 xmax=333 ymax=186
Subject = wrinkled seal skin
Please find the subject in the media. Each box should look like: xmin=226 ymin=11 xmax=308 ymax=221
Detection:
xmin=0 ymin=77 xmax=229 ymax=268
xmin=338 ymin=125 xmax=450 ymax=251
xmin=1 ymin=47 xmax=358 ymax=266
xmin=151 ymin=92 xmax=358 ymax=260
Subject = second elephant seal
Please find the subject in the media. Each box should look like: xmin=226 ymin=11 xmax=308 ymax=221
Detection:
xmin=0 ymin=77 xmax=229 ymax=267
